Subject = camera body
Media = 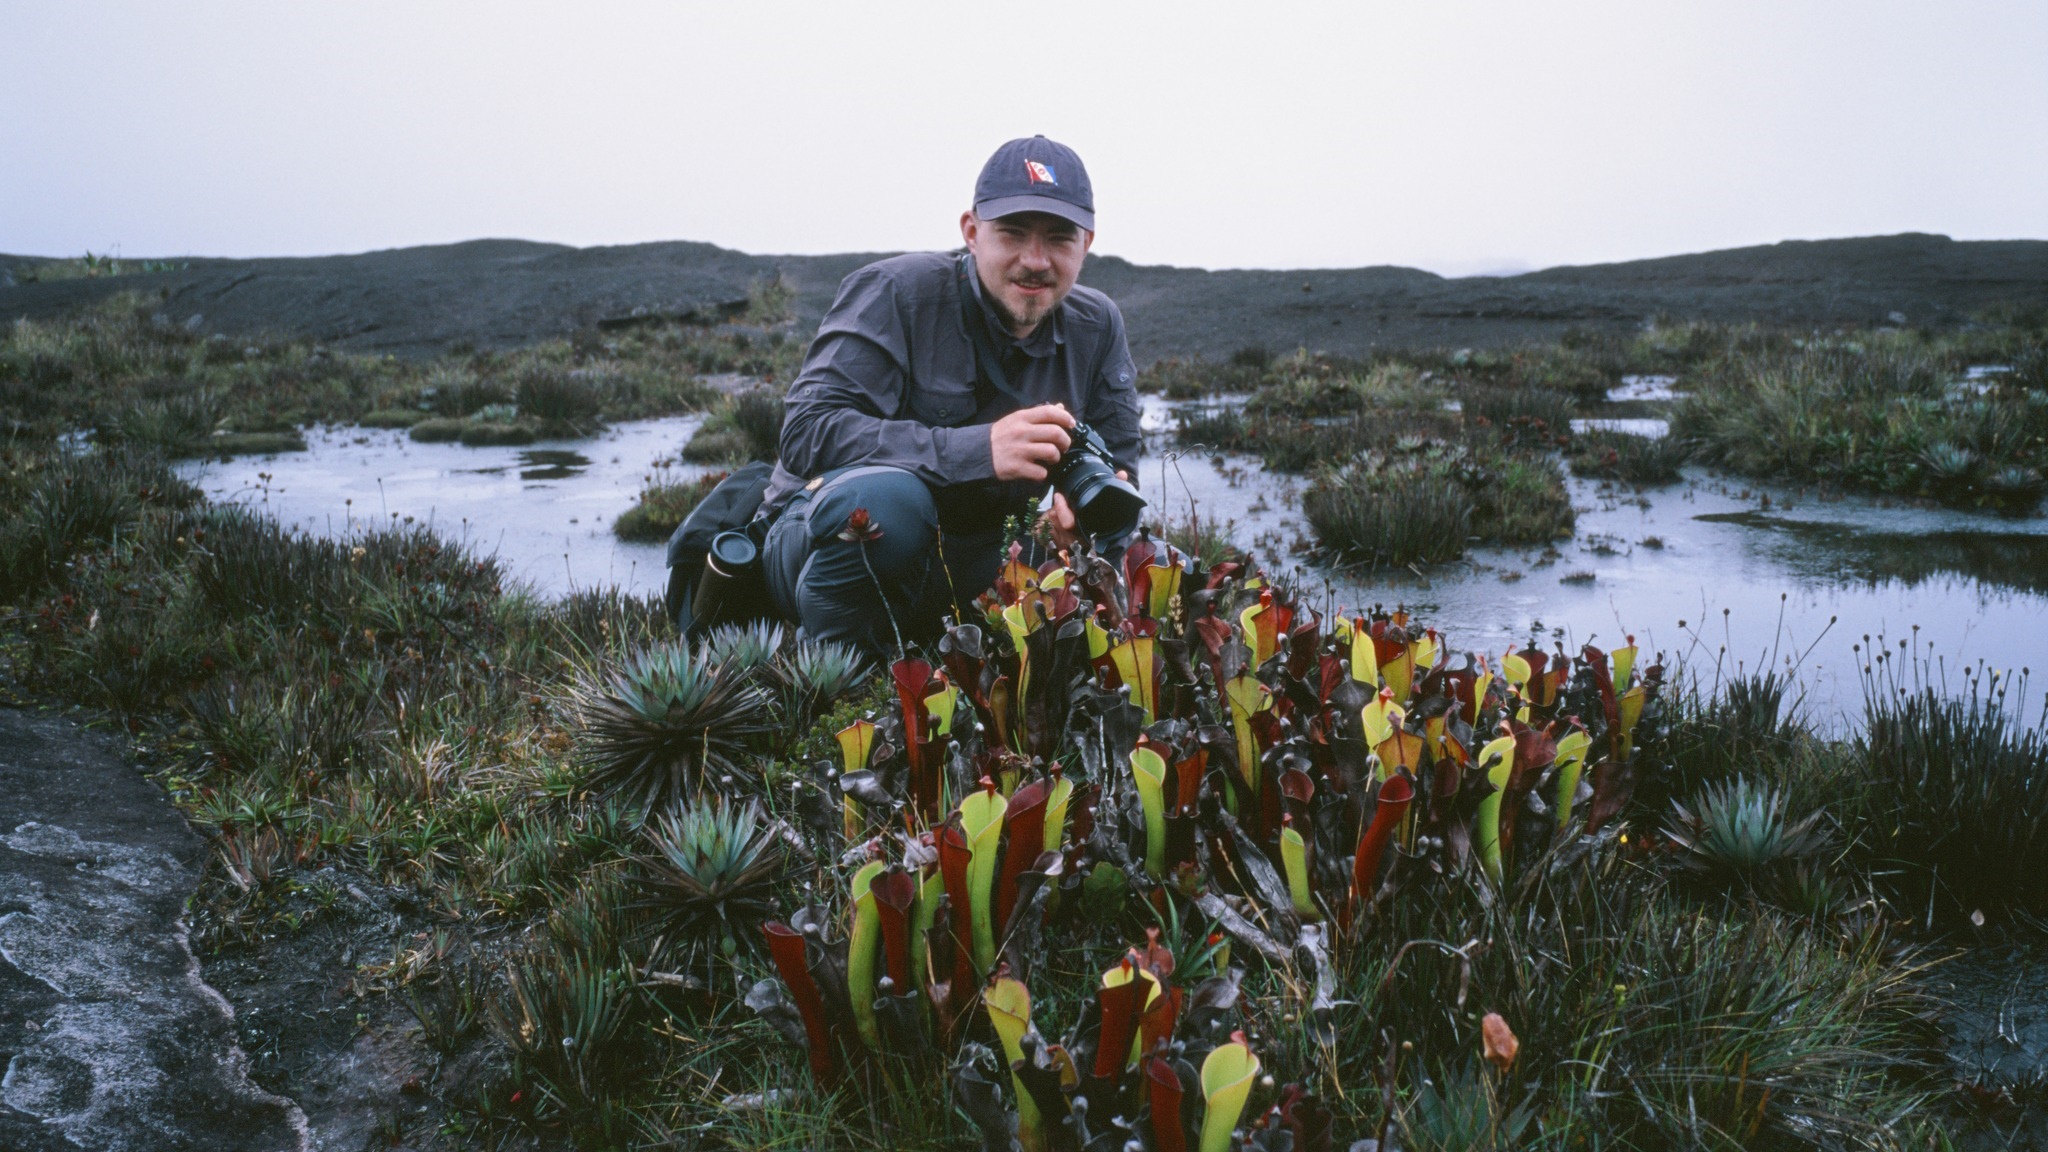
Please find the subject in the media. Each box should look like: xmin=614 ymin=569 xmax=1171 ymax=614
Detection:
xmin=1049 ymin=422 xmax=1146 ymax=538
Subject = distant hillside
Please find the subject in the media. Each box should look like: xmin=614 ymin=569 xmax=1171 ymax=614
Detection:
xmin=5 ymin=232 xmax=2045 ymax=362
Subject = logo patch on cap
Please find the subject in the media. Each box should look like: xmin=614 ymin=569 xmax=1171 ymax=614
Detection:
xmin=1025 ymin=160 xmax=1058 ymax=186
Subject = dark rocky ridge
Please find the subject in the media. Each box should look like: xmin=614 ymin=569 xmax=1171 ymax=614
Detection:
xmin=5 ymin=232 xmax=2047 ymax=362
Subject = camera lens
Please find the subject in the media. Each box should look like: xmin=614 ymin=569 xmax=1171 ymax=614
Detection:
xmin=708 ymin=529 xmax=758 ymax=573
xmin=1056 ymin=449 xmax=1145 ymax=538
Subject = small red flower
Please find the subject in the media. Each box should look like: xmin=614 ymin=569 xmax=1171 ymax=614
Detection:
xmin=838 ymin=507 xmax=884 ymax=544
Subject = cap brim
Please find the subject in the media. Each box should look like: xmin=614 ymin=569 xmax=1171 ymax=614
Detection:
xmin=974 ymin=194 xmax=1094 ymax=231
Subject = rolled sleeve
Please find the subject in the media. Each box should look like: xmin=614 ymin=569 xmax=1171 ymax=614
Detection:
xmin=931 ymin=423 xmax=995 ymax=481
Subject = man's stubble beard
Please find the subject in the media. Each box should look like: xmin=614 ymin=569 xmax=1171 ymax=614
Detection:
xmin=988 ymin=284 xmax=1057 ymax=336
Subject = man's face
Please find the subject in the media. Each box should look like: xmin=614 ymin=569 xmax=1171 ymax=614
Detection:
xmin=959 ymin=210 xmax=1094 ymax=337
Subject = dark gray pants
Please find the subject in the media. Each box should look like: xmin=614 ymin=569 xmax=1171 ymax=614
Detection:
xmin=763 ymin=466 xmax=1010 ymax=658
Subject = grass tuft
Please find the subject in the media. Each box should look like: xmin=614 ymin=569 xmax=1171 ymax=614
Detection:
xmin=1302 ymin=452 xmax=1473 ymax=567
xmin=1851 ymin=675 xmax=2048 ymax=918
xmin=683 ymin=387 xmax=784 ymax=464
xmin=614 ymin=469 xmax=728 ymax=544
xmin=1567 ymin=428 xmax=1687 ymax=484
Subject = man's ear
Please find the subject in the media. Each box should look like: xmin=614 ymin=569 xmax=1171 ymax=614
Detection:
xmin=960 ymin=211 xmax=980 ymax=250
xmin=1082 ymin=229 xmax=1096 ymax=255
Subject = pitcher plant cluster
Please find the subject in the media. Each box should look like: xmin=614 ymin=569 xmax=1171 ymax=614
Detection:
xmin=742 ymin=528 xmax=1662 ymax=1151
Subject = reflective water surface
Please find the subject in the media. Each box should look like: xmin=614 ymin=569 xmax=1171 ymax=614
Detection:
xmin=179 ymin=400 xmax=2048 ymax=727
xmin=1137 ymin=395 xmax=2048 ymax=729
xmin=177 ymin=417 xmax=707 ymax=600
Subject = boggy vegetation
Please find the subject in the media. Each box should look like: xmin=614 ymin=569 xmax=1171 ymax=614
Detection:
xmin=1672 ymin=328 xmax=2048 ymax=514
xmin=680 ymin=385 xmax=787 ymax=466
xmin=0 ymin=282 xmax=803 ymax=457
xmin=7 ymin=251 xmax=186 ymax=282
xmin=1151 ymin=316 xmax=2048 ymax=563
xmin=4 ymin=434 xmax=2043 ymax=1150
xmin=1161 ymin=352 xmax=1582 ymax=566
xmin=612 ymin=468 xmax=730 ymax=544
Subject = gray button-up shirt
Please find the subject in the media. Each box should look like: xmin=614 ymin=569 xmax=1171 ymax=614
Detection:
xmin=761 ymin=251 xmax=1142 ymax=531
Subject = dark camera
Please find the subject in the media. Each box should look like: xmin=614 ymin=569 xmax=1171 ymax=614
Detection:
xmin=1050 ymin=422 xmax=1145 ymax=538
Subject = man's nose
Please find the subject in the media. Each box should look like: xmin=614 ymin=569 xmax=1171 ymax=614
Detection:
xmin=1018 ymin=236 xmax=1052 ymax=270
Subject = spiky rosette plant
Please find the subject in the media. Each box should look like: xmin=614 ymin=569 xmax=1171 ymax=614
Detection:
xmin=773 ymin=637 xmax=870 ymax=728
xmin=574 ymin=643 xmax=773 ymax=809
xmin=1665 ymin=777 xmax=1826 ymax=877
xmin=628 ymin=796 xmax=784 ymax=960
xmin=700 ymin=620 xmax=786 ymax=676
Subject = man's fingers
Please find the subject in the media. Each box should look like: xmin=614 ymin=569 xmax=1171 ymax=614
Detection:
xmin=997 ymin=441 xmax=1060 ymax=482
xmin=1019 ymin=424 xmax=1073 ymax=451
xmin=1051 ymin=492 xmax=1077 ymax=531
xmin=990 ymin=405 xmax=1080 ymax=481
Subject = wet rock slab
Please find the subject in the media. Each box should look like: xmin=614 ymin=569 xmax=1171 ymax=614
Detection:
xmin=1935 ymin=938 xmax=2048 ymax=1149
xmin=0 ymin=708 xmax=307 ymax=1151
xmin=1945 ymin=940 xmax=2048 ymax=1088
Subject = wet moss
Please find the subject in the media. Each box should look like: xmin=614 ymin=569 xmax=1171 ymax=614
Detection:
xmin=457 ymin=421 xmax=536 ymax=447
xmin=407 ymin=417 xmax=465 ymax=442
xmin=206 ymin=430 xmax=307 ymax=456
xmin=358 ymin=408 xmax=425 ymax=429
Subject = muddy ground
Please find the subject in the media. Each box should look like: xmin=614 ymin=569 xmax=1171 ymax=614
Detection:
xmin=7 ymin=231 xmax=2047 ymax=362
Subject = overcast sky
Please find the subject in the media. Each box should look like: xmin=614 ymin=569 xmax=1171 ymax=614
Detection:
xmin=4 ymin=1 xmax=2044 ymax=275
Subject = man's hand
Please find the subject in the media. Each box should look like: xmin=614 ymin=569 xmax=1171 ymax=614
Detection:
xmin=990 ymin=404 xmax=1076 ymax=482
xmin=1046 ymin=471 xmax=1128 ymax=555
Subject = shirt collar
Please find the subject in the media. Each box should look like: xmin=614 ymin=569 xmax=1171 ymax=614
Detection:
xmin=964 ymin=253 xmax=1066 ymax=359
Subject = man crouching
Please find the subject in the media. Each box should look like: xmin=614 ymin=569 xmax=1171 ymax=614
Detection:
xmin=750 ymin=136 xmax=1143 ymax=658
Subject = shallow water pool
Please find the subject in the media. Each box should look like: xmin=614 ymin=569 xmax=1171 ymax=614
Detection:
xmin=176 ymin=417 xmax=711 ymax=600
xmin=180 ymin=404 xmax=2048 ymax=727
xmin=1137 ymin=397 xmax=2048 ymax=729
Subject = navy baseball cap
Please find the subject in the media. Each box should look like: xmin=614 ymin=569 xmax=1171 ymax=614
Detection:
xmin=973 ymin=136 xmax=1095 ymax=231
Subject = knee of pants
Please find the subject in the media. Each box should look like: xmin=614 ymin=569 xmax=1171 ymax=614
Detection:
xmin=805 ymin=467 xmax=939 ymax=586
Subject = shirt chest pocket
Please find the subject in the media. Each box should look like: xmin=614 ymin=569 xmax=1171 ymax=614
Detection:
xmin=907 ymin=379 xmax=980 ymax=427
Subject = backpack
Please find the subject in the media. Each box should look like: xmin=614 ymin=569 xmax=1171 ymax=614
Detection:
xmin=663 ymin=461 xmax=775 ymax=636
